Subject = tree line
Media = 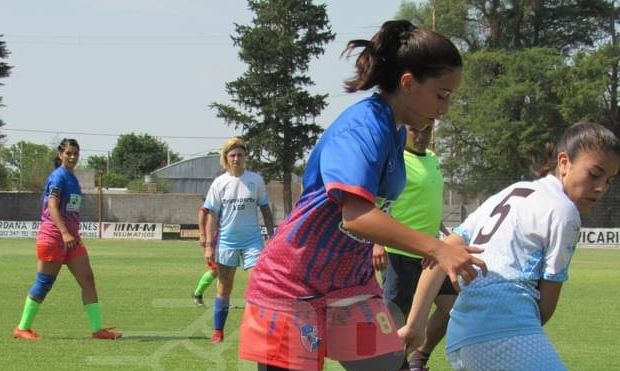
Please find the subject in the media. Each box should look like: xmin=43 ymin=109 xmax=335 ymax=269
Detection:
xmin=1 ymin=1 xmax=619 ymax=221
xmin=214 ymin=0 xmax=620 ymax=215
xmin=0 ymin=134 xmax=180 ymax=191
xmin=399 ymin=0 xmax=620 ymax=202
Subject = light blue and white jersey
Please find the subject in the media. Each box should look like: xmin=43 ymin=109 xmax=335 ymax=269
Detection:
xmin=446 ymin=174 xmax=581 ymax=353
xmin=204 ymin=170 xmax=269 ymax=250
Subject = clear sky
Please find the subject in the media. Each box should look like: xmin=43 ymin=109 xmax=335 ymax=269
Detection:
xmin=0 ymin=0 xmax=405 ymax=161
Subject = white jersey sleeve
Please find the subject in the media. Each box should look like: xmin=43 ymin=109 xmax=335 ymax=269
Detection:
xmin=204 ymin=175 xmax=224 ymax=214
xmin=453 ymin=204 xmax=487 ymax=245
xmin=543 ymin=201 xmax=580 ymax=281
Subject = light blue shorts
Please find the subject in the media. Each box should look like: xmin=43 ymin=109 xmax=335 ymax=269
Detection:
xmin=216 ymin=247 xmax=262 ymax=270
xmin=447 ymin=333 xmax=566 ymax=371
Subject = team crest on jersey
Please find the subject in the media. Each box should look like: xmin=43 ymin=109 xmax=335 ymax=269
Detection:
xmin=247 ymin=182 xmax=256 ymax=193
xmin=299 ymin=324 xmax=320 ymax=352
xmin=67 ymin=194 xmax=82 ymax=212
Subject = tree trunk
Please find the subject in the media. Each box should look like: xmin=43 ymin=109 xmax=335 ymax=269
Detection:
xmin=282 ymin=171 xmax=292 ymax=216
xmin=529 ymin=0 xmax=542 ymax=46
xmin=610 ymin=1 xmax=620 ymax=136
xmin=486 ymin=0 xmax=502 ymax=49
xmin=512 ymin=0 xmax=523 ymax=48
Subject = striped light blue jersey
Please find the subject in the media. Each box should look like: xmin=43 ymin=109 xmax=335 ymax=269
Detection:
xmin=204 ymin=170 xmax=269 ymax=250
xmin=446 ymin=174 xmax=581 ymax=353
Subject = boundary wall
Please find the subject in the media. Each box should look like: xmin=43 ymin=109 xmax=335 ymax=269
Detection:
xmin=0 ymin=220 xmax=617 ymax=249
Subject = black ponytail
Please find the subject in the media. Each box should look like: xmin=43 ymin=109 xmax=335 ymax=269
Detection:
xmin=342 ymin=20 xmax=462 ymax=93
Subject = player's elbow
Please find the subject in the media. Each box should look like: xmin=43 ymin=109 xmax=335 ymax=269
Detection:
xmin=538 ymin=280 xmax=562 ymax=326
xmin=341 ymin=218 xmax=366 ymax=238
xmin=341 ymin=219 xmax=354 ymax=232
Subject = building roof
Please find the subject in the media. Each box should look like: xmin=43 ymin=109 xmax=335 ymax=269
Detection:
xmin=150 ymin=153 xmax=223 ymax=180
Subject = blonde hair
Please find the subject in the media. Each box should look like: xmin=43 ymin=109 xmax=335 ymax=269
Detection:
xmin=220 ymin=137 xmax=247 ymax=171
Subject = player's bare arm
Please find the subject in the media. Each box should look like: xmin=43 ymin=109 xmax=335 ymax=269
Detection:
xmin=259 ymin=205 xmax=274 ymax=238
xmin=398 ymin=233 xmax=468 ymax=352
xmin=204 ymin=210 xmax=218 ymax=266
xmin=198 ymin=207 xmax=208 ymax=247
xmin=341 ymin=192 xmax=487 ymax=285
xmin=398 ymin=264 xmax=447 ymax=352
xmin=538 ymin=280 xmax=563 ymax=325
xmin=48 ymin=195 xmax=76 ymax=250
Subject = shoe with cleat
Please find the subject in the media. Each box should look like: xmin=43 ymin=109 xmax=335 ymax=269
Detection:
xmin=92 ymin=327 xmax=122 ymax=340
xmin=192 ymin=294 xmax=205 ymax=307
xmin=13 ymin=327 xmax=40 ymax=340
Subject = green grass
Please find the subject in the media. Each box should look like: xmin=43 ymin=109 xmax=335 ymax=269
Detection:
xmin=1 ymin=239 xmax=619 ymax=370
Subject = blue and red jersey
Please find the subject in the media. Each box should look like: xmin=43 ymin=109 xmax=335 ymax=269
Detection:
xmin=246 ymin=94 xmax=406 ymax=309
xmin=38 ymin=166 xmax=82 ymax=245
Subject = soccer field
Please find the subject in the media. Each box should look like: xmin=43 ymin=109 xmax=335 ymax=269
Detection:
xmin=1 ymin=239 xmax=619 ymax=370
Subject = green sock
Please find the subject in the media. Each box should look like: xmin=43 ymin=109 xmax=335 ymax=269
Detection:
xmin=84 ymin=302 xmax=103 ymax=332
xmin=17 ymin=297 xmax=40 ymax=330
xmin=194 ymin=270 xmax=216 ymax=296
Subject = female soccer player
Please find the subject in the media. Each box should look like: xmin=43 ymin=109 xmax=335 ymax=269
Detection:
xmin=202 ymin=137 xmax=274 ymax=344
xmin=239 ymin=20 xmax=486 ymax=371
xmin=399 ymin=122 xmax=620 ymax=370
xmin=13 ymin=138 xmax=121 ymax=340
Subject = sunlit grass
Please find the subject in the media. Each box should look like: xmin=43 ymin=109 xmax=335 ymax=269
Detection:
xmin=1 ymin=239 xmax=618 ymax=370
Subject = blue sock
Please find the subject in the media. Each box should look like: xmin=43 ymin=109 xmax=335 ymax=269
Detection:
xmin=213 ymin=297 xmax=229 ymax=331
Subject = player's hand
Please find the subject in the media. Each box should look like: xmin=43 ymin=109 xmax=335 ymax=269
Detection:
xmin=397 ymin=321 xmax=425 ymax=354
xmin=434 ymin=241 xmax=487 ymax=292
xmin=204 ymin=245 xmax=215 ymax=267
xmin=371 ymin=244 xmax=387 ymax=271
xmin=62 ymin=231 xmax=76 ymax=250
xmin=423 ymin=244 xmax=483 ymax=271
xmin=464 ymin=245 xmax=484 ymax=254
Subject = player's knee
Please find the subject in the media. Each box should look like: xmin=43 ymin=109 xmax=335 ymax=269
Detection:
xmin=28 ymin=272 xmax=57 ymax=302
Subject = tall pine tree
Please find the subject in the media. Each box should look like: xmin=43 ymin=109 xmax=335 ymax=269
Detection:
xmin=211 ymin=0 xmax=334 ymax=214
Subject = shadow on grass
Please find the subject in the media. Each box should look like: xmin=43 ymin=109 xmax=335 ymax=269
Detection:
xmin=122 ymin=335 xmax=210 ymax=341
xmin=85 ymin=299 xmax=240 ymax=369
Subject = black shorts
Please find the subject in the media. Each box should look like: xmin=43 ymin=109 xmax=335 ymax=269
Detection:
xmin=381 ymin=252 xmax=457 ymax=325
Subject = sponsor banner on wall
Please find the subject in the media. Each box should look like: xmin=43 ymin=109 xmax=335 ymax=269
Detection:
xmin=179 ymin=224 xmax=200 ymax=240
xmin=163 ymin=224 xmax=181 ymax=233
xmin=79 ymin=222 xmax=99 ymax=238
xmin=577 ymin=228 xmax=620 ymax=248
xmin=0 ymin=221 xmax=39 ymax=238
xmin=162 ymin=224 xmax=181 ymax=240
xmin=0 ymin=221 xmax=99 ymax=238
xmin=101 ymin=222 xmax=162 ymax=240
